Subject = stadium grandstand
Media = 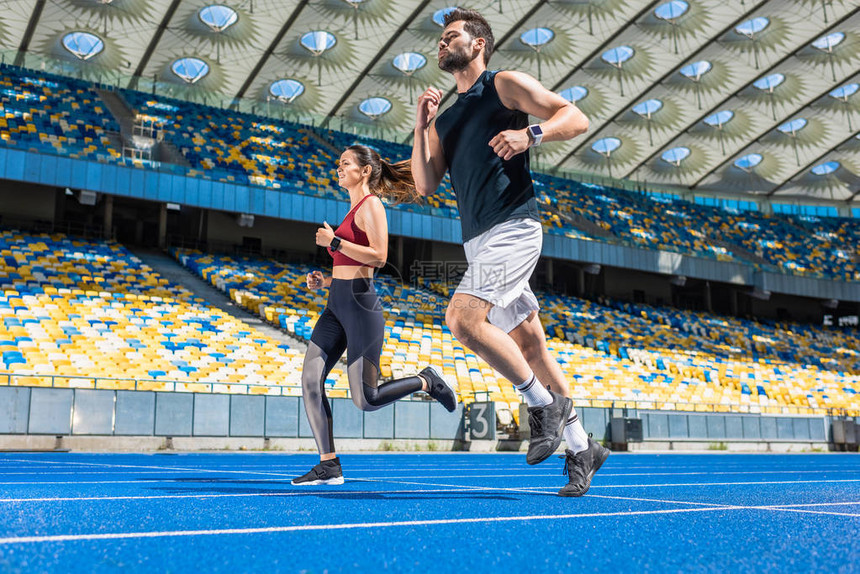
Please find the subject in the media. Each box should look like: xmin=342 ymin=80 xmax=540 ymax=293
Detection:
xmin=0 ymin=1 xmax=858 ymax=570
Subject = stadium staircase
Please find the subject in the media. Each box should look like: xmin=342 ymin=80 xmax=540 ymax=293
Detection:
xmin=132 ymin=250 xmax=308 ymax=356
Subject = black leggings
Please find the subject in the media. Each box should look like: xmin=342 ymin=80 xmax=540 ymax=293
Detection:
xmin=301 ymin=277 xmax=423 ymax=455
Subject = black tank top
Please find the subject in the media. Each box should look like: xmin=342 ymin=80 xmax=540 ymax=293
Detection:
xmin=434 ymin=70 xmax=540 ymax=242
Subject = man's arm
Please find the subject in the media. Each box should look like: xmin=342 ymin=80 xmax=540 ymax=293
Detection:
xmin=412 ymin=87 xmax=448 ymax=197
xmin=489 ymin=71 xmax=589 ymax=160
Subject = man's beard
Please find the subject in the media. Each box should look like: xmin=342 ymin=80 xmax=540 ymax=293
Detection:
xmin=438 ymin=49 xmax=473 ymax=73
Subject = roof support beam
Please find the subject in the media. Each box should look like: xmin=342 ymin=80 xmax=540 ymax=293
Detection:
xmin=13 ymin=0 xmax=47 ymax=67
xmin=648 ymin=8 xmax=860 ymax=185
xmin=549 ymin=0 xmax=664 ymax=93
xmin=128 ymin=0 xmax=184 ymax=90
xmin=324 ymin=0 xmax=434 ymax=125
xmin=233 ymin=0 xmax=310 ymax=102
xmin=554 ymin=0 xmax=769 ymax=169
xmin=688 ymin=73 xmax=860 ymax=189
xmin=767 ymin=130 xmax=860 ymax=196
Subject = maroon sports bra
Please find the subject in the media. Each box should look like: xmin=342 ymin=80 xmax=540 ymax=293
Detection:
xmin=328 ymin=194 xmax=374 ymax=267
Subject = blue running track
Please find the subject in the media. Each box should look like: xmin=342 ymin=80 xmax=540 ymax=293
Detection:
xmin=0 ymin=452 xmax=858 ymax=572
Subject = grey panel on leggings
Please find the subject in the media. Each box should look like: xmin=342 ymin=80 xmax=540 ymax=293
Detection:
xmin=332 ymin=398 xmax=363 ymax=438
xmin=230 ymin=396 xmax=265 ymax=437
xmin=668 ymin=414 xmax=688 ymax=439
xmin=742 ymin=416 xmax=761 ymax=440
xmin=430 ymin=403 xmax=464 ymax=440
xmin=265 ymin=396 xmax=299 ymax=437
xmin=72 ymin=390 xmax=115 ymax=435
xmin=687 ymin=415 xmax=708 ymax=439
xmin=706 ymin=415 xmax=726 ymax=439
xmin=363 ymin=406 xmax=394 ymax=438
xmin=647 ymin=414 xmax=669 ymax=438
xmin=28 ymin=388 xmax=73 ymax=435
xmin=760 ymin=417 xmax=777 ymax=439
xmin=394 ymin=401 xmax=430 ymax=439
xmin=115 ymin=391 xmax=155 ymax=435
xmin=724 ymin=416 xmax=744 ymax=439
xmin=0 ymin=387 xmax=30 ymax=434
xmin=154 ymin=393 xmax=193 ymax=436
xmin=297 ymin=399 xmax=314 ymax=438
xmin=193 ymin=394 xmax=229 ymax=436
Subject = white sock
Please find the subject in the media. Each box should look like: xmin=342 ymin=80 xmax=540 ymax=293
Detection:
xmin=514 ymin=373 xmax=553 ymax=408
xmin=564 ymin=410 xmax=590 ymax=454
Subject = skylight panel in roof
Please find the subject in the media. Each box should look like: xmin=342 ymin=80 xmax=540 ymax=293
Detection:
xmin=393 ymin=52 xmax=427 ymax=75
xmin=735 ymin=17 xmax=769 ymax=38
xmin=812 ymin=32 xmax=845 ymax=52
xmin=601 ymin=46 xmax=634 ymax=66
xmin=199 ymin=5 xmax=238 ymax=32
xmin=592 ymin=137 xmax=621 ymax=155
xmin=654 ymin=1 xmax=689 ymax=21
xmin=777 ymin=118 xmax=807 ymax=134
xmin=62 ymin=32 xmax=104 ymax=61
xmin=680 ymin=61 xmax=711 ymax=81
xmin=734 ymin=153 xmax=762 ymax=171
xmin=171 ymin=58 xmax=209 ymax=84
xmin=559 ymin=86 xmax=588 ymax=102
xmin=269 ymin=79 xmax=305 ymax=103
xmin=633 ymin=99 xmax=662 ymax=117
xmin=433 ymin=7 xmax=457 ymax=27
xmin=359 ymin=97 xmax=392 ymax=119
xmin=704 ymin=110 xmax=734 ymax=126
xmin=661 ymin=146 xmax=690 ymax=166
xmin=301 ymin=31 xmax=336 ymax=55
xmin=753 ymin=73 xmax=784 ymax=91
xmin=520 ymin=27 xmax=554 ymax=47
xmin=811 ymin=161 xmax=839 ymax=176
xmin=829 ymin=83 xmax=859 ymax=100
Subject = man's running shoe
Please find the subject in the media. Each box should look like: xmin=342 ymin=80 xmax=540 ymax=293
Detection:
xmin=558 ymin=437 xmax=610 ymax=497
xmin=420 ymin=366 xmax=458 ymax=412
xmin=291 ymin=458 xmax=344 ymax=486
xmin=526 ymin=390 xmax=572 ymax=465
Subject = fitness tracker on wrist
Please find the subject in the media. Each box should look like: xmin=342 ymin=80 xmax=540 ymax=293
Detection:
xmin=527 ymin=124 xmax=544 ymax=147
xmin=329 ymin=237 xmax=342 ymax=251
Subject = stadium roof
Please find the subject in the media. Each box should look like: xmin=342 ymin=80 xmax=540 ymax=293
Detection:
xmin=2 ymin=0 xmax=858 ymax=205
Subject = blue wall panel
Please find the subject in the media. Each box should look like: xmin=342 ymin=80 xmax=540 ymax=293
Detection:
xmin=24 ymin=153 xmax=41 ymax=183
xmin=5 ymin=149 xmax=26 ymax=180
xmin=72 ymin=389 xmax=115 ymax=435
xmin=115 ymin=391 xmax=155 ymax=435
xmin=0 ymin=387 xmax=30 ymax=434
xmin=28 ymin=388 xmax=73 ymax=435
xmin=229 ymin=395 xmax=265 ymax=437
xmin=40 ymin=155 xmax=57 ymax=185
xmin=332 ymin=398 xmax=363 ymax=438
xmin=264 ymin=396 xmax=299 ymax=437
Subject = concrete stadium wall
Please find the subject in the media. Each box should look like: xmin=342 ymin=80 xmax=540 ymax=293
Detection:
xmin=1 ymin=148 xmax=857 ymax=302
xmin=0 ymin=387 xmax=832 ymax=451
xmin=0 ymin=387 xmax=465 ymax=441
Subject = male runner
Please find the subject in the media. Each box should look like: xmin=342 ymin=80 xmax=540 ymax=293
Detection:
xmin=411 ymin=8 xmax=609 ymax=496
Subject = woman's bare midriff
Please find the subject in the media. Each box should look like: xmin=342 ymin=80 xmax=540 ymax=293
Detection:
xmin=331 ymin=265 xmax=374 ymax=280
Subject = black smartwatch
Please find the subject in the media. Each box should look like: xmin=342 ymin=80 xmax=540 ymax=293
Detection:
xmin=329 ymin=237 xmax=342 ymax=251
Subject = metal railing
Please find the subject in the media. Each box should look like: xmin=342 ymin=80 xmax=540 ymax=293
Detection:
xmin=4 ymin=372 xmax=850 ymax=417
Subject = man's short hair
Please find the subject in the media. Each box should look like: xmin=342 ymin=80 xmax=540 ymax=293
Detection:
xmin=443 ymin=8 xmax=494 ymax=65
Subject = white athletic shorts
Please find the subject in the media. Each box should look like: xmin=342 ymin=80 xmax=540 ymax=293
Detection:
xmin=454 ymin=217 xmax=542 ymax=333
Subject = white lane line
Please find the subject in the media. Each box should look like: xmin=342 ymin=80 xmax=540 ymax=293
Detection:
xmin=10 ymin=459 xmax=297 ymax=479
xmin=0 ymin=507 xmax=732 ymax=545
xmin=508 ymin=479 xmax=860 ymax=489
xmin=0 ymin=488 xmax=504 ymax=504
